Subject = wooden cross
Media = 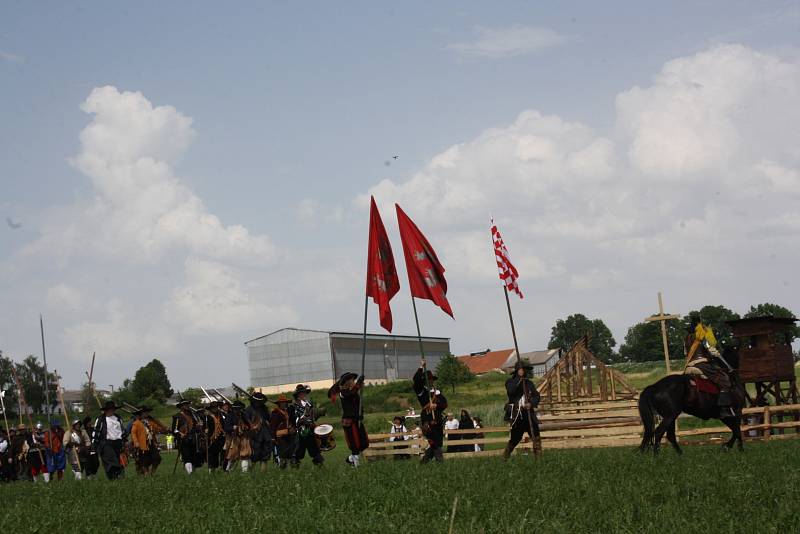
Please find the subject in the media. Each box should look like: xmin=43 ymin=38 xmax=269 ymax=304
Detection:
xmin=644 ymin=292 xmax=680 ymax=374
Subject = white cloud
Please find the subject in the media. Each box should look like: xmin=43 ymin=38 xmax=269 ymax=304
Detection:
xmin=448 ymin=25 xmax=568 ymax=59
xmin=26 ymin=86 xmax=275 ymax=265
xmin=164 ymin=257 xmax=295 ymax=334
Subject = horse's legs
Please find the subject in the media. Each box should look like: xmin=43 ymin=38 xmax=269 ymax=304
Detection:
xmin=721 ymin=417 xmax=743 ymax=451
xmin=666 ymin=419 xmax=682 ymax=455
xmin=653 ymin=414 xmax=677 ymax=454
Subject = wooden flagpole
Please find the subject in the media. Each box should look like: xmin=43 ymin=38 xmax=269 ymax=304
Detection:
xmin=411 ymin=296 xmax=435 ymax=420
xmin=358 ymin=295 xmax=369 ymax=418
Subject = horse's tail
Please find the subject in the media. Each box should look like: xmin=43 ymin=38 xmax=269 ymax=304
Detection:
xmin=638 ymin=386 xmax=656 ymax=452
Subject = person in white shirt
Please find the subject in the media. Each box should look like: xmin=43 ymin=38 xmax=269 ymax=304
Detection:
xmin=93 ymin=401 xmax=127 ymax=480
xmin=444 ymin=413 xmax=460 ymax=453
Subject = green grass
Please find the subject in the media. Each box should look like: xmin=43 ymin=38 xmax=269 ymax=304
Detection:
xmin=2 ymin=440 xmax=798 ymax=533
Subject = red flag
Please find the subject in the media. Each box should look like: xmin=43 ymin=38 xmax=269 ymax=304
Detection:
xmin=491 ymin=218 xmax=523 ymax=298
xmin=395 ymin=204 xmax=454 ymax=318
xmin=366 ymin=196 xmax=400 ymax=332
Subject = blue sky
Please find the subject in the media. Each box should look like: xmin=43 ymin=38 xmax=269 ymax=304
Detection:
xmin=2 ymin=1 xmax=799 ymax=389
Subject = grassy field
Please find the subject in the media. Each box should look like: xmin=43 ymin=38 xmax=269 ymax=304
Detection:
xmin=2 ymin=439 xmax=798 ymax=533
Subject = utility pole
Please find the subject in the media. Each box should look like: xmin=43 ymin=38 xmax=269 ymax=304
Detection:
xmin=644 ymin=292 xmax=681 ymax=374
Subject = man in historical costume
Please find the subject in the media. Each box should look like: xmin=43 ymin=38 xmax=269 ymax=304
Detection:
xmin=81 ymin=416 xmax=100 ymax=479
xmin=244 ymin=392 xmax=273 ymax=470
xmin=172 ymin=400 xmax=203 ymax=475
xmin=288 ymin=384 xmax=323 ymax=468
xmin=502 ymin=360 xmax=542 ymax=459
xmin=223 ymin=400 xmax=252 ymax=472
xmin=10 ymin=424 xmax=29 ymax=481
xmin=0 ymin=429 xmax=15 ymax=482
xmin=269 ymin=394 xmax=294 ymax=469
xmin=131 ymin=406 xmax=163 ymax=476
xmin=63 ymin=419 xmax=90 ymax=481
xmin=412 ymin=363 xmax=448 ymax=464
xmin=43 ymin=420 xmax=67 ymax=481
xmin=93 ymin=401 xmax=127 ymax=480
xmin=27 ymin=422 xmax=49 ymax=482
xmin=328 ymin=372 xmax=369 ymax=467
xmin=683 ymin=322 xmax=736 ymax=415
xmin=204 ymin=401 xmax=226 ymax=471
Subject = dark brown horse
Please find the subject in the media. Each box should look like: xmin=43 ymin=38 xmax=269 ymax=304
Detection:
xmin=638 ymin=346 xmax=744 ymax=454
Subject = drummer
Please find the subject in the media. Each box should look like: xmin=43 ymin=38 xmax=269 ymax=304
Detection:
xmin=288 ymin=385 xmax=323 ymax=467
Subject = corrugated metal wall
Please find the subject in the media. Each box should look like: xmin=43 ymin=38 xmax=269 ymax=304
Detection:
xmin=247 ymin=329 xmax=333 ymax=388
xmin=331 ymin=335 xmax=450 ymax=381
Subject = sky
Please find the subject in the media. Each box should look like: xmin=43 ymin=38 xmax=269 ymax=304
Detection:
xmin=1 ymin=1 xmax=799 ymax=390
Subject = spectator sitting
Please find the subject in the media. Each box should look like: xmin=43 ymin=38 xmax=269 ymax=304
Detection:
xmin=458 ymin=410 xmax=475 ymax=452
xmin=472 ymin=416 xmax=484 ymax=452
xmin=388 ymin=416 xmax=408 ymax=442
xmin=444 ymin=413 xmax=460 ymax=453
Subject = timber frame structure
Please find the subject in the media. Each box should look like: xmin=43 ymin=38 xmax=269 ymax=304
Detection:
xmin=536 ymin=336 xmax=637 ymax=405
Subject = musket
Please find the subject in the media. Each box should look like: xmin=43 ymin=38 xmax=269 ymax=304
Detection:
xmin=231 ymin=383 xmax=254 ymax=400
xmin=199 ymin=386 xmax=215 ymax=403
xmin=212 ymin=389 xmax=232 ymax=404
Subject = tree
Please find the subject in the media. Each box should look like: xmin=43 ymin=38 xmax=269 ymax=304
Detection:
xmin=744 ymin=303 xmax=799 ymax=344
xmin=435 ymin=354 xmax=473 ymax=394
xmin=0 ymin=351 xmax=19 ymax=418
xmin=682 ymin=305 xmax=740 ymax=349
xmin=548 ymin=314 xmax=617 ymax=363
xmin=130 ymin=359 xmax=173 ymax=404
xmin=618 ymin=320 xmax=685 ymax=363
xmin=181 ymin=388 xmax=204 ymax=405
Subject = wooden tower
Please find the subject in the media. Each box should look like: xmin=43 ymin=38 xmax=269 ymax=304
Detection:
xmin=727 ymin=316 xmax=798 ymax=408
xmin=536 ymin=336 xmax=637 ymax=405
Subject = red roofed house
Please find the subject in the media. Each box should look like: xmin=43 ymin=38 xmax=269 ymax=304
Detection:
xmin=458 ymin=348 xmax=562 ymax=377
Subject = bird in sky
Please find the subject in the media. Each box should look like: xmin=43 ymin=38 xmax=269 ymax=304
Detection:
xmin=392 ymin=155 xmax=399 ymax=160
xmin=6 ymin=217 xmax=22 ymax=229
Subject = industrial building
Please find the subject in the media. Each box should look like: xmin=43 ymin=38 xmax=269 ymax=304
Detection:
xmin=245 ymin=328 xmax=451 ymax=394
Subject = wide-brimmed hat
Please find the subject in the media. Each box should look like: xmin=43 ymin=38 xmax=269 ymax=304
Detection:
xmin=102 ymin=400 xmax=117 ymax=411
xmin=16 ymin=423 xmax=26 ymax=431
xmin=205 ymin=401 xmax=220 ymax=409
xmin=251 ymin=392 xmax=268 ymax=403
xmin=511 ymin=360 xmax=533 ymax=375
xmin=176 ymin=399 xmax=191 ymax=408
xmin=275 ymin=394 xmax=290 ymax=404
xmin=232 ymin=400 xmax=246 ymax=410
xmin=338 ymin=372 xmax=358 ymax=385
xmin=292 ymin=384 xmax=311 ymax=398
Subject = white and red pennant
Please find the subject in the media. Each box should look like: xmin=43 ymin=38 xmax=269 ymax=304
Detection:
xmin=491 ymin=219 xmax=523 ymax=299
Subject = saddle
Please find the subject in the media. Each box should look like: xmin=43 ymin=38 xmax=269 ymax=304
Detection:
xmin=689 ymin=377 xmax=719 ymax=395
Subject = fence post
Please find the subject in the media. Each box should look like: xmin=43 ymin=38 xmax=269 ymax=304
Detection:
xmin=763 ymin=406 xmax=771 ymax=441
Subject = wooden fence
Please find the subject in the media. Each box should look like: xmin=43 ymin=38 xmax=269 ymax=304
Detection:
xmin=363 ymin=402 xmax=800 ymax=460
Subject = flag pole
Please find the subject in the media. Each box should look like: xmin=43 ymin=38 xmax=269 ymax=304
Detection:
xmin=359 ymin=295 xmax=369 ymax=418
xmin=40 ymin=315 xmax=51 ymax=417
xmin=411 ymin=296 xmax=435 ymax=420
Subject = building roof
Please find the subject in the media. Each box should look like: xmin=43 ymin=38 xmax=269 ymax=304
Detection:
xmin=457 ymin=349 xmax=516 ymax=374
xmin=518 ymin=348 xmax=561 ymax=366
xmin=245 ymin=327 xmax=449 ymax=345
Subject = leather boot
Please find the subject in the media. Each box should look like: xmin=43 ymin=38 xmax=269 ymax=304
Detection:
xmin=532 ymin=437 xmax=543 ymax=459
xmin=502 ymin=443 xmax=513 ymax=460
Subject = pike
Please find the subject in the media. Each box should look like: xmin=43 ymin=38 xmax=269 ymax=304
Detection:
xmin=212 ymin=388 xmax=232 ymax=404
xmin=200 ymin=386 xmax=215 ymax=403
xmin=84 ymin=372 xmax=103 ymax=409
xmin=40 ymin=315 xmax=52 ymax=417
xmin=55 ymin=371 xmax=81 ymax=472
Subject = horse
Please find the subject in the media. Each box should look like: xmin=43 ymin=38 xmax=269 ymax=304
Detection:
xmin=638 ymin=346 xmax=744 ymax=454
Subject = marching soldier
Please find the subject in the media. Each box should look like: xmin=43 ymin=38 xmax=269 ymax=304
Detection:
xmin=328 ymin=372 xmax=369 ymax=467
xmin=63 ymin=419 xmax=90 ymax=481
xmin=244 ymin=392 xmax=273 ymax=470
xmin=204 ymin=401 xmax=226 ymax=471
xmin=223 ymin=400 xmax=252 ymax=472
xmin=93 ymin=401 xmax=127 ymax=480
xmin=172 ymin=400 xmax=203 ymax=474
xmin=288 ymin=384 xmax=323 ymax=467
xmin=413 ymin=362 xmax=448 ymax=464
xmin=269 ymin=394 xmax=294 ymax=469
xmin=131 ymin=406 xmax=163 ymax=476
xmin=502 ymin=360 xmax=542 ymax=459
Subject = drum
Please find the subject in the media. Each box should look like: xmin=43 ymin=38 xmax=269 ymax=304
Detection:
xmin=314 ymin=424 xmax=336 ymax=451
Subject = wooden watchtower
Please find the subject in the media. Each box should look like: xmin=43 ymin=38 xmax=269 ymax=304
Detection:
xmin=727 ymin=316 xmax=798 ymax=407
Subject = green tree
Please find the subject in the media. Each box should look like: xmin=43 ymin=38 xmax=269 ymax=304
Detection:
xmin=744 ymin=303 xmax=799 ymax=344
xmin=683 ymin=305 xmax=740 ymax=348
xmin=435 ymin=354 xmax=473 ymax=394
xmin=0 ymin=351 xmax=19 ymax=418
xmin=130 ymin=359 xmax=173 ymax=404
xmin=181 ymin=388 xmax=204 ymax=405
xmin=619 ymin=320 xmax=685 ymax=363
xmin=548 ymin=314 xmax=617 ymax=363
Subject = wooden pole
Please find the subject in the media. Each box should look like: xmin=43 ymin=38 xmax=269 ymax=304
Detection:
xmin=411 ymin=296 xmax=435 ymax=421
xmin=40 ymin=315 xmax=52 ymax=416
xmin=55 ymin=372 xmax=81 ymax=472
xmin=657 ymin=293 xmax=671 ymax=374
xmin=359 ymin=295 xmax=369 ymax=418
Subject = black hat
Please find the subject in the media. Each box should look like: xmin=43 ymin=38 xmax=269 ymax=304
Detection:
xmin=134 ymin=405 xmax=152 ymax=415
xmin=176 ymin=399 xmax=191 ymax=408
xmin=102 ymin=400 xmax=117 ymax=411
xmin=511 ymin=360 xmax=533 ymax=375
xmin=232 ymin=400 xmax=245 ymax=410
xmin=251 ymin=392 xmax=268 ymax=403
xmin=205 ymin=401 xmax=220 ymax=409
xmin=292 ymin=384 xmax=311 ymax=398
xmin=338 ymin=372 xmax=358 ymax=385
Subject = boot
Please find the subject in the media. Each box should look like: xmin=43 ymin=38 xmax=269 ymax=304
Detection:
xmin=502 ymin=443 xmax=513 ymax=460
xmin=184 ymin=462 xmax=193 ymax=474
xmin=532 ymin=437 xmax=543 ymax=459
